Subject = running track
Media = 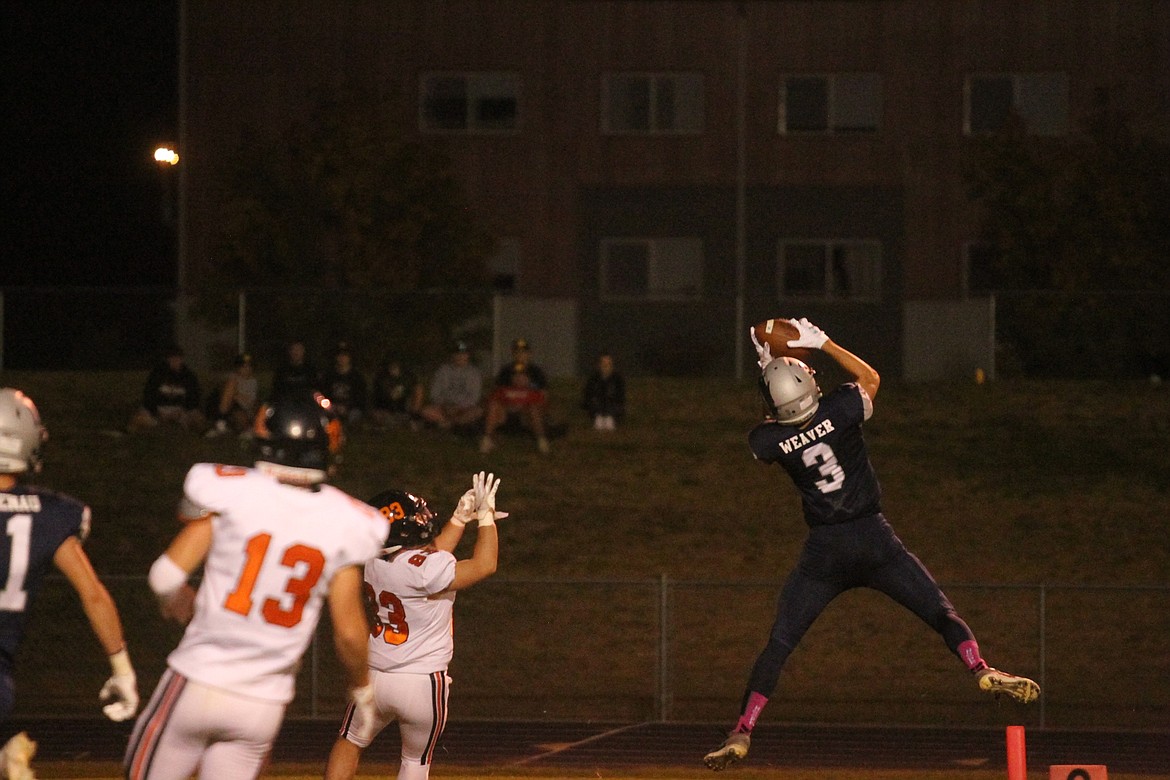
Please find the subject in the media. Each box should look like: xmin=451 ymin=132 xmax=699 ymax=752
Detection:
xmin=9 ymin=718 xmax=1170 ymax=775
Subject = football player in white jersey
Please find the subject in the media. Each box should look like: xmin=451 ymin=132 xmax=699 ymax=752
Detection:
xmin=124 ymin=392 xmax=390 ymax=780
xmin=323 ymin=471 xmax=504 ymax=780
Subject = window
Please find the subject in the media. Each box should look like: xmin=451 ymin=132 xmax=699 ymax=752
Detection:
xmin=778 ymin=73 xmax=881 ymax=134
xmin=420 ymin=72 xmax=519 ymax=133
xmin=777 ymin=241 xmax=881 ymax=300
xmin=965 ymin=73 xmax=1068 ymax=136
xmin=490 ymin=239 xmax=520 ymax=293
xmin=602 ymin=73 xmax=704 ymax=134
xmin=963 ymin=242 xmax=1000 ymax=297
xmin=600 ymin=238 xmax=703 ymax=299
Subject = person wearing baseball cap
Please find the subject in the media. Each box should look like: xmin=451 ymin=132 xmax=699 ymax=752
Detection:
xmin=419 ymin=341 xmax=485 ymax=432
xmin=480 ymin=338 xmax=550 ymax=454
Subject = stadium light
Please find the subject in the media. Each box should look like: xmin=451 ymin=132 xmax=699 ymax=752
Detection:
xmin=154 ymin=146 xmax=180 ymax=165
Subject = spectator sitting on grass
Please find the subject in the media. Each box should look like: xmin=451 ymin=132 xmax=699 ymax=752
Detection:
xmin=205 ymin=352 xmax=259 ymax=438
xmin=582 ymin=352 xmax=625 ymax=431
xmin=370 ymin=354 xmax=425 ymax=431
xmin=419 ymin=341 xmax=484 ymax=434
xmin=270 ymin=339 xmax=321 ymax=401
xmin=322 ymin=344 xmax=368 ymax=429
xmin=480 ymin=340 xmax=550 ymax=454
xmin=127 ymin=345 xmax=206 ymax=434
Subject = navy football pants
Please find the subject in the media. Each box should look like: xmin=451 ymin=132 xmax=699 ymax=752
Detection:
xmin=745 ymin=514 xmax=975 ymax=702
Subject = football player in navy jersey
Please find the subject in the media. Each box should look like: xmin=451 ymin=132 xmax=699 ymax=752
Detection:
xmin=0 ymin=389 xmax=139 ymax=772
xmin=703 ymin=320 xmax=1039 ymax=771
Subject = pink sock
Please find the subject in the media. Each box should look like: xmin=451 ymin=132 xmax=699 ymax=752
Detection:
xmin=958 ymin=640 xmax=988 ymax=672
xmin=734 ymin=692 xmax=768 ymax=733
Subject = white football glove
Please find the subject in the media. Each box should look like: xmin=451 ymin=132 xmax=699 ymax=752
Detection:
xmin=749 ymin=327 xmax=773 ymax=370
xmin=350 ymin=682 xmax=377 ymax=726
xmin=472 ymin=471 xmax=507 ymax=526
xmin=786 ymin=317 xmax=829 ymax=350
xmin=449 ymin=487 xmax=477 ymax=528
xmin=100 ymin=649 xmax=139 ymax=722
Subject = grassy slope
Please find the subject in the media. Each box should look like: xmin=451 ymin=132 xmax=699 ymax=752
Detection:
xmin=3 ymin=371 xmax=1169 ymax=727
xmin=7 ymin=371 xmax=1167 ymax=583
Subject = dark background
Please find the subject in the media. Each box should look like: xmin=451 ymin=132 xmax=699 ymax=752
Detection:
xmin=2 ymin=1 xmax=178 ymax=288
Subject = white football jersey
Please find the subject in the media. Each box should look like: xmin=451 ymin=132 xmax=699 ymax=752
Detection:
xmin=364 ymin=547 xmax=457 ymax=674
xmin=166 ymin=463 xmax=389 ymax=703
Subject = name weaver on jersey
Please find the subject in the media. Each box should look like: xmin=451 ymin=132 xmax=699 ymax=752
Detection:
xmin=703 ymin=320 xmax=1039 ymax=772
xmin=774 ymin=418 xmax=836 ymax=455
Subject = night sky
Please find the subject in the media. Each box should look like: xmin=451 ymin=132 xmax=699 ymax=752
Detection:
xmin=2 ymin=1 xmax=178 ymax=287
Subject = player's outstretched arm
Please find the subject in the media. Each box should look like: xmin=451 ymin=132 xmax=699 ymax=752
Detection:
xmin=446 ymin=471 xmax=501 ymax=592
xmin=433 ymin=484 xmax=476 ymax=553
xmin=822 ymin=340 xmax=880 ymax=401
xmin=54 ymin=537 xmax=127 ymax=656
xmin=787 ymin=317 xmax=880 ymax=401
xmin=328 ymin=565 xmax=377 ymax=739
xmin=54 ymin=537 xmax=139 ymax=721
xmin=327 ymin=565 xmax=371 ymax=693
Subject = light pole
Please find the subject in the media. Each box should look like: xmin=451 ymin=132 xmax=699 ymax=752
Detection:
xmin=153 ymin=145 xmax=179 ymax=229
xmin=153 ymin=143 xmax=186 ymax=359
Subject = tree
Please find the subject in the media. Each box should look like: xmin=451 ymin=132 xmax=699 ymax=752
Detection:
xmin=965 ymin=91 xmax=1170 ymax=377
xmin=203 ymin=86 xmax=497 ymax=367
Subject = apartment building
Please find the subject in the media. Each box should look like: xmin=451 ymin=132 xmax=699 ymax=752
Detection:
xmin=181 ymin=1 xmax=1169 ymax=377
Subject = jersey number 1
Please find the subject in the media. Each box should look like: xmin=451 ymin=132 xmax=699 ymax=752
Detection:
xmin=224 ymin=533 xmax=325 ymax=628
xmin=0 ymin=514 xmax=32 ymax=611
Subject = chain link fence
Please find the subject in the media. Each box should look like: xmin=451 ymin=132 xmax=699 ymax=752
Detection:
xmin=13 ymin=576 xmax=1168 ymax=731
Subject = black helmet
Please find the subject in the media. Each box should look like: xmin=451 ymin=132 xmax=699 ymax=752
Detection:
xmin=368 ymin=489 xmax=437 ymax=552
xmin=254 ymin=391 xmax=341 ymax=475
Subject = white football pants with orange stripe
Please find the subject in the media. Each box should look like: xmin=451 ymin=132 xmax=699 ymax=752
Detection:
xmin=338 ymin=669 xmax=450 ymax=780
xmin=124 ymin=670 xmax=284 ymax=780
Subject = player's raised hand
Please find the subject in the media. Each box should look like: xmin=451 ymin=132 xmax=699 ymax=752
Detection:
xmin=100 ymin=649 xmax=139 ymax=721
xmin=472 ymin=471 xmax=507 ymax=525
xmin=450 ymin=486 xmax=477 ymax=528
xmin=786 ymin=317 xmax=829 ymax=350
xmin=749 ymin=326 xmax=773 ymax=370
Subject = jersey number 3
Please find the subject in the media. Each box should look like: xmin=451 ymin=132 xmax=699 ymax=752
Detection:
xmin=364 ymin=583 xmax=410 ymax=645
xmin=224 ymin=533 xmax=325 ymax=628
xmin=803 ymin=442 xmax=846 ymax=494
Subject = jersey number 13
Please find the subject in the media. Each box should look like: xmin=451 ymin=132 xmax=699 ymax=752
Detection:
xmin=224 ymin=532 xmax=326 ymax=628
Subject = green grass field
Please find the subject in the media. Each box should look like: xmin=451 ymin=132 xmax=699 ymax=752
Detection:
xmin=3 ymin=370 xmax=1169 ymax=775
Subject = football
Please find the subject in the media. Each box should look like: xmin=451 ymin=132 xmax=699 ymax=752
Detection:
xmin=751 ymin=318 xmax=809 ymax=360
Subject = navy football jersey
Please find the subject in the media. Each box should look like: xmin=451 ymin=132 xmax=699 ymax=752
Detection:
xmin=0 ymin=486 xmax=89 ymax=659
xmin=748 ymin=383 xmax=882 ymax=527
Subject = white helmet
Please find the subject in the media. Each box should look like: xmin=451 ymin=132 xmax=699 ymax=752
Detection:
xmin=759 ymin=357 xmax=821 ymax=425
xmin=0 ymin=388 xmax=48 ymax=474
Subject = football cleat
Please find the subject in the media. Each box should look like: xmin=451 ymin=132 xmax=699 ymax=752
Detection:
xmin=703 ymin=730 xmax=750 ymax=771
xmin=977 ymin=667 xmax=1040 ymax=704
